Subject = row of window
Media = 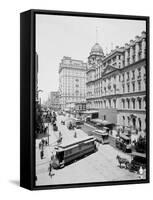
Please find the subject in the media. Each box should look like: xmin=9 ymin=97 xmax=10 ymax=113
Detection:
xmin=121 ymin=97 xmax=146 ymax=110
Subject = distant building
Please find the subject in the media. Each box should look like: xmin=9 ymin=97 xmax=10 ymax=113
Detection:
xmin=49 ymin=91 xmax=60 ymax=110
xmin=86 ymin=31 xmax=146 ymax=134
xmin=75 ymin=101 xmax=87 ymax=112
xmin=59 ymin=56 xmax=87 ymax=110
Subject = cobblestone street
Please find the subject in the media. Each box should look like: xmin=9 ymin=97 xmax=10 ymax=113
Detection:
xmin=36 ymin=115 xmax=141 ymax=186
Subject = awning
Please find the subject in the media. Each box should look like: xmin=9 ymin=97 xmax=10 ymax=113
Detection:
xmin=131 ymin=152 xmax=146 ymax=158
xmin=91 ymin=118 xmax=114 ymax=126
xmin=93 ymin=129 xmax=109 ymax=136
xmin=82 ymin=110 xmax=98 ymax=114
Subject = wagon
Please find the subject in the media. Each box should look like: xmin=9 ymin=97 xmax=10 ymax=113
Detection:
xmin=128 ymin=152 xmax=146 ymax=172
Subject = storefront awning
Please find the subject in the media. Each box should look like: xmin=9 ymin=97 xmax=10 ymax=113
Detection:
xmin=82 ymin=110 xmax=98 ymax=114
xmin=91 ymin=118 xmax=114 ymax=126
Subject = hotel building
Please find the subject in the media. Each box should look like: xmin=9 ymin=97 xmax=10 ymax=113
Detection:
xmin=86 ymin=31 xmax=146 ymax=133
xmin=59 ymin=56 xmax=87 ymax=110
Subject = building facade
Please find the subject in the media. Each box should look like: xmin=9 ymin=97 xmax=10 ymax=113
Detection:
xmin=49 ymin=91 xmax=60 ymax=110
xmin=59 ymin=56 xmax=87 ymax=110
xmin=86 ymin=31 xmax=146 ymax=134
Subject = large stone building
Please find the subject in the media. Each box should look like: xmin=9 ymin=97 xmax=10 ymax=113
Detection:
xmin=59 ymin=56 xmax=87 ymax=110
xmin=86 ymin=31 xmax=146 ymax=134
xmin=49 ymin=91 xmax=60 ymax=110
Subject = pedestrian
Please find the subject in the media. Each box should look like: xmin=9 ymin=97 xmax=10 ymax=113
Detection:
xmin=59 ymin=131 xmax=62 ymax=138
xmin=51 ymin=152 xmax=54 ymax=162
xmin=39 ymin=142 xmax=41 ymax=149
xmin=48 ymin=161 xmax=53 ymax=177
xmin=138 ymin=166 xmax=144 ymax=179
xmin=74 ymin=131 xmax=77 ymax=138
xmin=40 ymin=150 xmax=44 ymax=159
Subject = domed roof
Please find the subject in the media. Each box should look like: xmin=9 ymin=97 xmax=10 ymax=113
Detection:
xmin=90 ymin=43 xmax=104 ymax=56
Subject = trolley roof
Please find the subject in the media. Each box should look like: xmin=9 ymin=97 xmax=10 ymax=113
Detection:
xmin=55 ymin=135 xmax=95 ymax=150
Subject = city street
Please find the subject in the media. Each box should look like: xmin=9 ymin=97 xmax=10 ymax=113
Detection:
xmin=35 ymin=114 xmax=141 ymax=186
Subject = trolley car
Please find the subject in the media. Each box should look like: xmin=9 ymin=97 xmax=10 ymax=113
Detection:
xmin=91 ymin=129 xmax=109 ymax=144
xmin=52 ymin=136 xmax=97 ymax=169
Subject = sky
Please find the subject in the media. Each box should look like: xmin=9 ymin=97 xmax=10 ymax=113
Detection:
xmin=36 ymin=14 xmax=146 ymax=102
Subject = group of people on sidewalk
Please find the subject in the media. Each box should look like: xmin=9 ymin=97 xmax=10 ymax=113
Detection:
xmin=39 ymin=138 xmax=48 ymax=159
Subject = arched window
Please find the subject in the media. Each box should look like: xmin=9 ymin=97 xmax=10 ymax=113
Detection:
xmin=138 ymin=98 xmax=141 ymax=109
xmin=138 ymin=118 xmax=142 ymax=131
xmin=127 ymin=116 xmax=130 ymax=126
xmin=123 ymin=116 xmax=125 ymax=126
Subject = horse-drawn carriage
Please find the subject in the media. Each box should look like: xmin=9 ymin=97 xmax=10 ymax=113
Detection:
xmin=116 ymin=152 xmax=146 ymax=173
xmin=129 ymin=152 xmax=146 ymax=172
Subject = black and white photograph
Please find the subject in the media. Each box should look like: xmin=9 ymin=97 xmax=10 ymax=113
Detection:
xmin=35 ymin=12 xmax=149 ymax=187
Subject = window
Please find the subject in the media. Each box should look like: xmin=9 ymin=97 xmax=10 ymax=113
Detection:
xmin=122 ymin=84 xmax=125 ymax=93
xmin=127 ymin=72 xmax=130 ymax=81
xmin=122 ymin=74 xmax=125 ymax=82
xmin=122 ymin=100 xmax=125 ymax=108
xmin=114 ymin=99 xmax=116 ymax=108
xmin=132 ymin=70 xmax=135 ymax=80
xmin=132 ymin=82 xmax=135 ymax=92
xmin=128 ymin=117 xmax=130 ymax=126
xmin=109 ymin=99 xmax=111 ymax=108
xmin=138 ymin=68 xmax=141 ymax=78
xmin=133 ymin=99 xmax=135 ymax=109
xmin=138 ymin=81 xmax=141 ymax=91
xmin=123 ymin=116 xmax=125 ymax=126
xmin=127 ymin=100 xmax=130 ymax=109
xmin=127 ymin=83 xmax=130 ymax=93
xmin=138 ymin=99 xmax=141 ymax=109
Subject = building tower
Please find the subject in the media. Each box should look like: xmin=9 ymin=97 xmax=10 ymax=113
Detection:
xmin=86 ymin=42 xmax=104 ymax=109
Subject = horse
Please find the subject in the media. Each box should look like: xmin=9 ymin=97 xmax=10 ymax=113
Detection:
xmin=116 ymin=155 xmax=129 ymax=169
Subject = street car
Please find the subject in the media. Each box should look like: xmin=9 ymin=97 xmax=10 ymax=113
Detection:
xmin=91 ymin=129 xmax=109 ymax=144
xmin=116 ymin=133 xmax=132 ymax=153
xmin=52 ymin=136 xmax=97 ymax=169
xmin=73 ymin=119 xmax=84 ymax=129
